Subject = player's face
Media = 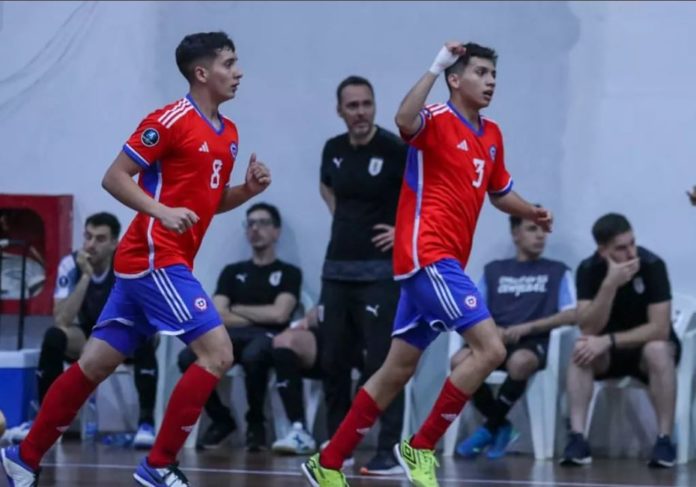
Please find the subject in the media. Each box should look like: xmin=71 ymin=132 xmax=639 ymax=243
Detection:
xmin=600 ymin=231 xmax=638 ymax=263
xmin=449 ymin=57 xmax=496 ymax=109
xmin=82 ymin=224 xmax=117 ymax=265
xmin=244 ymin=210 xmax=279 ymax=251
xmin=337 ymin=85 xmax=375 ymax=140
xmin=206 ymin=47 xmax=242 ymax=101
xmin=512 ymin=220 xmax=546 ymax=258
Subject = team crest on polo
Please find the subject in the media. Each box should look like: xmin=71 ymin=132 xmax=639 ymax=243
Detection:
xmin=269 ymin=270 xmax=282 ymax=287
xmin=230 ymin=142 xmax=238 ymax=159
xmin=194 ymin=297 xmax=208 ymax=311
xmin=489 ymin=145 xmax=497 ymax=162
xmin=368 ymin=157 xmax=383 ymax=176
xmin=633 ymin=276 xmax=645 ymax=294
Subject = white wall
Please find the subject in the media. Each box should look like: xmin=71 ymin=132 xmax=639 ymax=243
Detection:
xmin=1 ymin=0 xmax=695 ymax=300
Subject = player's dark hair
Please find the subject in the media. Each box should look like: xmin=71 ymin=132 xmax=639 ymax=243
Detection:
xmin=336 ymin=76 xmax=374 ymax=105
xmin=445 ymin=42 xmax=497 ymax=92
xmin=592 ymin=213 xmax=632 ymax=245
xmin=176 ymin=32 xmax=236 ymax=82
xmin=510 ymin=204 xmax=541 ymax=230
xmin=85 ymin=212 xmax=121 ymax=239
xmin=246 ymin=202 xmax=281 ymax=228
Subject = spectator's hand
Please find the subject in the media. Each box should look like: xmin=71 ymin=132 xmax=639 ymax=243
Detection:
xmin=244 ymin=153 xmax=271 ymax=195
xmin=604 ymin=257 xmax=640 ymax=289
xmin=687 ymin=186 xmax=696 ymax=206
xmin=290 ymin=317 xmax=310 ymax=330
xmin=158 ymin=206 xmax=199 ymax=234
xmin=573 ymin=335 xmax=611 ymax=366
xmin=531 ymin=206 xmax=553 ymax=233
xmin=372 ymin=224 xmax=395 ymax=252
xmin=75 ymin=250 xmax=94 ymax=277
xmin=503 ymin=323 xmax=533 ymax=344
xmin=429 ymin=42 xmax=467 ymax=75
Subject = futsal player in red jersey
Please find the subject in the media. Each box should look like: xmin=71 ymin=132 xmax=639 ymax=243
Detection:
xmin=1 ymin=32 xmax=270 ymax=487
xmin=302 ymin=41 xmax=552 ymax=487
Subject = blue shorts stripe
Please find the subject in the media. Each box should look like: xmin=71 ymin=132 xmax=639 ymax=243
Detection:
xmin=151 ymin=270 xmax=186 ymax=322
xmin=157 ymin=269 xmax=192 ymax=321
xmin=425 ymin=265 xmax=458 ymax=319
xmin=430 ymin=265 xmax=462 ymax=318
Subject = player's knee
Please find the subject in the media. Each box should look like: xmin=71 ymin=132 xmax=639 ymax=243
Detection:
xmin=272 ymin=331 xmax=297 ymax=351
xmin=217 ymin=346 xmax=235 ymax=372
xmin=450 ymin=348 xmax=469 ymax=371
xmin=642 ymin=340 xmax=675 ymax=372
xmin=485 ymin=340 xmax=507 ymax=370
xmin=42 ymin=327 xmax=68 ymax=352
xmin=506 ymin=352 xmax=539 ymax=380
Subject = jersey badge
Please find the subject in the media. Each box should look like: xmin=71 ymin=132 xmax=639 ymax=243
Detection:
xmin=489 ymin=145 xmax=497 ymax=162
xmin=633 ymin=276 xmax=645 ymax=294
xmin=141 ymin=128 xmax=159 ymax=147
xmin=194 ymin=297 xmax=208 ymax=311
xmin=464 ymin=295 xmax=478 ymax=309
xmin=230 ymin=142 xmax=238 ymax=159
xmin=368 ymin=157 xmax=383 ymax=176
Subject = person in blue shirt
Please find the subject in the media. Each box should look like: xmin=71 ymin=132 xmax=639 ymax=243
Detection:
xmin=451 ymin=210 xmax=577 ymax=459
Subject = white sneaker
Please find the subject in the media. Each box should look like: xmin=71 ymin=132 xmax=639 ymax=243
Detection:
xmin=133 ymin=423 xmax=156 ymax=450
xmin=6 ymin=421 xmax=32 ymax=444
xmin=1 ymin=445 xmax=39 ymax=487
xmin=320 ymin=439 xmax=355 ymax=468
xmin=272 ymin=422 xmax=316 ymax=455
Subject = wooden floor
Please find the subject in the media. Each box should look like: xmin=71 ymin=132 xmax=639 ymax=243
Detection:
xmin=15 ymin=440 xmax=692 ymax=486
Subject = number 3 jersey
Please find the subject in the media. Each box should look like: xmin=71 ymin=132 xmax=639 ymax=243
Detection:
xmin=115 ymin=95 xmax=239 ymax=277
xmin=394 ymin=102 xmax=513 ymax=279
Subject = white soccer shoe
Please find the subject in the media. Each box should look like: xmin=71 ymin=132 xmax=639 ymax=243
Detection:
xmin=271 ymin=422 xmax=317 ymax=455
xmin=1 ymin=445 xmax=39 ymax=487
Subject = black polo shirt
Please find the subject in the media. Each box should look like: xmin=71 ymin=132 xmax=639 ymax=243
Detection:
xmin=320 ymin=126 xmax=407 ymax=281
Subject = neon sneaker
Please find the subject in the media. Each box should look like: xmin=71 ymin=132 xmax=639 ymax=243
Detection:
xmin=301 ymin=453 xmax=348 ymax=487
xmin=394 ymin=439 xmax=439 ymax=487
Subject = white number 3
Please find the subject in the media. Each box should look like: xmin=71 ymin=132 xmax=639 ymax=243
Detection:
xmin=472 ymin=158 xmax=485 ymax=188
xmin=210 ymin=159 xmax=223 ymax=188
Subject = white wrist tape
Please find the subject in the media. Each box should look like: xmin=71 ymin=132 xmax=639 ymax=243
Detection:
xmin=428 ymin=45 xmax=460 ymax=75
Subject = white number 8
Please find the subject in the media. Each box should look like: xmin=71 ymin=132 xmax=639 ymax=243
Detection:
xmin=472 ymin=158 xmax=485 ymax=188
xmin=210 ymin=159 xmax=223 ymax=188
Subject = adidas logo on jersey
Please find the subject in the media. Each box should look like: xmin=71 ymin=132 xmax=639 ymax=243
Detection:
xmin=199 ymin=141 xmax=209 ymax=152
xmin=457 ymin=139 xmax=468 ymax=151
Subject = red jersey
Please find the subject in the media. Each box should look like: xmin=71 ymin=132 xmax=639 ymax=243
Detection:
xmin=393 ymin=102 xmax=513 ymax=279
xmin=115 ymin=95 xmax=239 ymax=277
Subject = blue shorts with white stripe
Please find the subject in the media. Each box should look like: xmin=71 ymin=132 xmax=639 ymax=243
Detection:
xmin=93 ymin=265 xmax=222 ymax=356
xmin=392 ymin=258 xmax=491 ymax=350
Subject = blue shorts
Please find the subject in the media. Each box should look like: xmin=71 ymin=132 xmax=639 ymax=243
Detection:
xmin=392 ymin=258 xmax=491 ymax=350
xmin=93 ymin=265 xmax=222 ymax=356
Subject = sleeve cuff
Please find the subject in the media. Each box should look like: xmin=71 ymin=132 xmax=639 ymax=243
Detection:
xmin=488 ymin=178 xmax=514 ymax=196
xmin=123 ymin=144 xmax=151 ymax=169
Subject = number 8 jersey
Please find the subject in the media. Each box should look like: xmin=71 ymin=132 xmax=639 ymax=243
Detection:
xmin=115 ymin=95 xmax=239 ymax=277
xmin=393 ymin=102 xmax=513 ymax=279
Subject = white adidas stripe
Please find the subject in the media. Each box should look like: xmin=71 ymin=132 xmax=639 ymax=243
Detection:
xmin=158 ymin=99 xmax=186 ymax=124
xmin=158 ymin=269 xmax=192 ymax=321
xmin=164 ymin=106 xmax=193 ymax=128
xmin=151 ymin=271 xmax=186 ymax=323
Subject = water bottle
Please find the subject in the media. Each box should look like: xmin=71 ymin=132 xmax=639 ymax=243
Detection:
xmin=81 ymin=393 xmax=98 ymax=442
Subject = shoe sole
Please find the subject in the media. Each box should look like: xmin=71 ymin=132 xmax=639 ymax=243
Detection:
xmin=300 ymin=462 xmax=320 ymax=487
xmin=648 ymin=459 xmax=675 ymax=468
xmin=359 ymin=465 xmax=404 ymax=476
xmin=133 ymin=472 xmax=158 ymax=486
xmin=559 ymin=457 xmax=592 ymax=466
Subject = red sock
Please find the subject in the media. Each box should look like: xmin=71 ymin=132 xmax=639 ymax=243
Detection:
xmin=20 ymin=363 xmax=97 ymax=470
xmin=320 ymin=388 xmax=381 ymax=470
xmin=411 ymin=378 xmax=469 ymax=450
xmin=148 ymin=364 xmax=219 ymax=468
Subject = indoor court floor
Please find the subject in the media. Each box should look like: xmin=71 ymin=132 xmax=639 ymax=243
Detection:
xmin=23 ymin=440 xmax=693 ymax=486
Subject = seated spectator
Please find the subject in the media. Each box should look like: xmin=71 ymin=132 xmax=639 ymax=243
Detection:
xmin=451 ymin=212 xmax=577 ymax=459
xmin=5 ymin=213 xmax=158 ymax=449
xmin=561 ymin=213 xmax=678 ymax=468
xmin=178 ymin=202 xmax=302 ymax=452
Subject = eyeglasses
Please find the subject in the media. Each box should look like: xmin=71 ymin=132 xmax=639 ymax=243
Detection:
xmin=243 ymin=218 xmax=274 ymax=230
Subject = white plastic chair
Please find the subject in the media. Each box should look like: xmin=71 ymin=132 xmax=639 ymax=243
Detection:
xmin=441 ymin=325 xmax=576 ymax=459
xmin=583 ymin=292 xmax=696 ymax=464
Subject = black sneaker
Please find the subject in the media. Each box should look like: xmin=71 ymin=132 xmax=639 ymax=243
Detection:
xmin=246 ymin=424 xmax=267 ymax=452
xmin=359 ymin=450 xmax=404 ymax=476
xmin=197 ymin=419 xmax=236 ymax=450
xmin=560 ymin=432 xmax=592 ymax=466
xmin=648 ymin=435 xmax=676 ymax=468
